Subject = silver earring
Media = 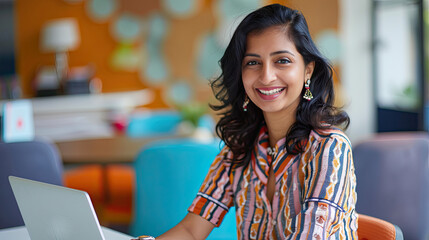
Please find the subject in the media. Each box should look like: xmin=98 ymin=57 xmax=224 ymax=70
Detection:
xmin=243 ymin=95 xmax=249 ymax=111
xmin=303 ymin=79 xmax=313 ymax=101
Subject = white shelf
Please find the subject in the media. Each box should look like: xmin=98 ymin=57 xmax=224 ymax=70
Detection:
xmin=32 ymin=89 xmax=154 ymax=114
xmin=1 ymin=89 xmax=154 ymax=115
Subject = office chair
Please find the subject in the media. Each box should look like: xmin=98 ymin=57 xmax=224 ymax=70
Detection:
xmin=130 ymin=138 xmax=237 ymax=239
xmin=0 ymin=139 xmax=63 ymax=229
xmin=353 ymin=132 xmax=429 ymax=240
xmin=64 ymin=164 xmax=105 ymax=209
xmin=357 ymin=214 xmax=403 ymax=240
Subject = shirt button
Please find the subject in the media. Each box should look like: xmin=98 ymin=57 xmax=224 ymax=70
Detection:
xmin=275 ymin=191 xmax=279 ymax=196
xmin=273 ymin=220 xmax=277 ymax=225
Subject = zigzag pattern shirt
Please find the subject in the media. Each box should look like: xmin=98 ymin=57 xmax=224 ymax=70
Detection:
xmin=188 ymin=125 xmax=358 ymax=239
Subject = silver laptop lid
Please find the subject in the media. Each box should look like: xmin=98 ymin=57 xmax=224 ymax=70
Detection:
xmin=9 ymin=176 xmax=105 ymax=240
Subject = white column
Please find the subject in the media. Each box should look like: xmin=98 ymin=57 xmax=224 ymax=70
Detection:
xmin=340 ymin=0 xmax=375 ymax=144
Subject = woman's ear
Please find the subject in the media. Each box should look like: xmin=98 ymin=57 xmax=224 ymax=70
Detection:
xmin=305 ymin=61 xmax=315 ymax=79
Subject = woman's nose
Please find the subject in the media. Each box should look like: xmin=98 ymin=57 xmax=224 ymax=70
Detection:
xmin=261 ymin=64 xmax=276 ymax=83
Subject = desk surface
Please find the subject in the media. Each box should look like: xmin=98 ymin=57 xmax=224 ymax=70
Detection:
xmin=0 ymin=226 xmax=132 ymax=240
xmin=56 ymin=135 xmax=184 ymax=164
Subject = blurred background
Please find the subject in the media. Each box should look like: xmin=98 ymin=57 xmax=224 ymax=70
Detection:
xmin=0 ymin=0 xmax=428 ymax=238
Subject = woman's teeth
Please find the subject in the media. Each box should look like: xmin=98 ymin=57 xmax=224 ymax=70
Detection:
xmin=258 ymin=88 xmax=284 ymax=95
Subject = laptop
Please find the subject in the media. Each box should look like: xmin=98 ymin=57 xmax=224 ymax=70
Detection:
xmin=9 ymin=176 xmax=133 ymax=240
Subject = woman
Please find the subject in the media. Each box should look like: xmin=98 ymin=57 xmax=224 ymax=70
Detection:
xmin=155 ymin=3 xmax=357 ymax=240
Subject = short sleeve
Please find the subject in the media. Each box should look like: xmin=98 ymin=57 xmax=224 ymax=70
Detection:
xmin=304 ymin=134 xmax=355 ymax=211
xmin=188 ymin=146 xmax=234 ymax=227
xmin=288 ymin=133 xmax=358 ymax=239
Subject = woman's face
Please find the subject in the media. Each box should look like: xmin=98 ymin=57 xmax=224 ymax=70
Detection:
xmin=242 ymin=26 xmax=314 ymax=116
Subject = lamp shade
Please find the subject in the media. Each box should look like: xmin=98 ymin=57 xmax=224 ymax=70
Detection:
xmin=40 ymin=18 xmax=80 ymax=52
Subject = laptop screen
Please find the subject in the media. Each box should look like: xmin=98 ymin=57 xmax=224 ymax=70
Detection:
xmin=9 ymin=176 xmax=106 ymax=240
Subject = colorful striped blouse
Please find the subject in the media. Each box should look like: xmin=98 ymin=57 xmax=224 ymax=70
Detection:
xmin=188 ymin=125 xmax=358 ymax=239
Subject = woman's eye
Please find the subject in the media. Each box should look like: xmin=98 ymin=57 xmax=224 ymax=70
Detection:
xmin=246 ymin=60 xmax=258 ymax=66
xmin=277 ymin=58 xmax=291 ymax=64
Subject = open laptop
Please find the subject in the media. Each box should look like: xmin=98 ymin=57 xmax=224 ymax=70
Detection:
xmin=9 ymin=176 xmax=133 ymax=240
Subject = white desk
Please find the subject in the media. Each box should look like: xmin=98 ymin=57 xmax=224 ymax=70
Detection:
xmin=0 ymin=226 xmax=133 ymax=239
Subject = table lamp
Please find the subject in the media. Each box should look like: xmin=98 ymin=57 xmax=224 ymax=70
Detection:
xmin=40 ymin=18 xmax=80 ymax=86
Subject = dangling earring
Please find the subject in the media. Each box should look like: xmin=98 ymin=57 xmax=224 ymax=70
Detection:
xmin=242 ymin=95 xmax=249 ymax=111
xmin=303 ymin=79 xmax=313 ymax=101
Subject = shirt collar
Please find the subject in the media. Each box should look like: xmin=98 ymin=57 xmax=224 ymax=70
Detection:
xmin=251 ymin=125 xmax=287 ymax=183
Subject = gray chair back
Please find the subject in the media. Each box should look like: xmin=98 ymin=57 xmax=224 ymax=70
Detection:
xmin=353 ymin=132 xmax=429 ymax=240
xmin=0 ymin=139 xmax=63 ymax=229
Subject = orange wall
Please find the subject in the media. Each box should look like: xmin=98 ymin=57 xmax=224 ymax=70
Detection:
xmin=16 ymin=0 xmax=169 ymax=108
xmin=15 ymin=0 xmax=339 ymax=108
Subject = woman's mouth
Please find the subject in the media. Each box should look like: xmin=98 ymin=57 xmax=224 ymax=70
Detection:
xmin=257 ymin=88 xmax=285 ymax=96
xmin=256 ymin=87 xmax=285 ymax=100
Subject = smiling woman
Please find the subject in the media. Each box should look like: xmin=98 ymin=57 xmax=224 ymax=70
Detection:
xmin=135 ymin=4 xmax=357 ymax=240
xmin=212 ymin=4 xmax=349 ymax=167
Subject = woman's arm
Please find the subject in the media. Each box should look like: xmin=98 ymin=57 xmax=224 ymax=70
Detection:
xmin=287 ymin=133 xmax=358 ymax=239
xmin=156 ymin=213 xmax=215 ymax=240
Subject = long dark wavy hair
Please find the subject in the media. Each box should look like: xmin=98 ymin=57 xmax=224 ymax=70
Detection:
xmin=210 ymin=4 xmax=350 ymax=167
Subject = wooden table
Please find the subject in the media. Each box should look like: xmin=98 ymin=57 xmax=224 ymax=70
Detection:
xmin=55 ymin=135 xmax=183 ymax=164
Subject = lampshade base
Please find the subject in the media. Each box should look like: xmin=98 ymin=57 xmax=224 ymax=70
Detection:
xmin=55 ymin=51 xmax=68 ymax=84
